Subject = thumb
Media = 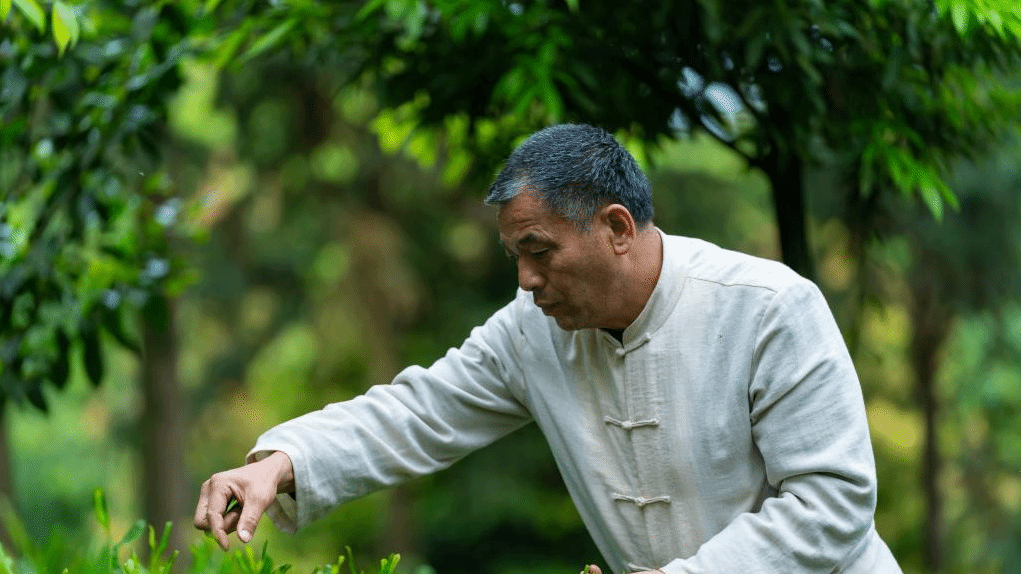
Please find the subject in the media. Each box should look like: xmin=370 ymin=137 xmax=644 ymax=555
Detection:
xmin=236 ymin=500 xmax=265 ymax=543
xmin=586 ymin=565 xmax=603 ymax=574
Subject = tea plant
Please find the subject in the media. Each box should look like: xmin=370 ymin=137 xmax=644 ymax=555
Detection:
xmin=0 ymin=490 xmax=400 ymax=574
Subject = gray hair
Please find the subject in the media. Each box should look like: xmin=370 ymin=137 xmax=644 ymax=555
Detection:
xmin=485 ymin=124 xmax=654 ymax=230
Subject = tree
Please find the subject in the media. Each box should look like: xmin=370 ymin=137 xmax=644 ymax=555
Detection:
xmin=900 ymin=135 xmax=1021 ymax=571
xmin=5 ymin=0 xmax=1021 ymax=569
xmin=1 ymin=0 xmax=196 ymax=549
xmin=344 ymin=0 xmax=1021 ymax=280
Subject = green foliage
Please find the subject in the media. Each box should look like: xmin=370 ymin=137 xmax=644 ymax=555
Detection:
xmin=350 ymin=0 xmax=1021 ymax=272
xmin=0 ymin=490 xmax=400 ymax=574
xmin=9 ymin=0 xmax=43 ymax=32
xmin=931 ymin=0 xmax=1021 ymax=37
xmin=2 ymin=0 xmax=84 ymax=56
xmin=307 ymin=547 xmax=399 ymax=574
xmin=4 ymin=1 xmax=1021 ymax=573
xmin=50 ymin=1 xmax=79 ymax=57
xmin=0 ymin=0 xmax=199 ymax=412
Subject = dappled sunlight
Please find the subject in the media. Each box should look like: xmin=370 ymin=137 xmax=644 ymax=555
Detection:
xmin=867 ymin=399 xmax=922 ymax=460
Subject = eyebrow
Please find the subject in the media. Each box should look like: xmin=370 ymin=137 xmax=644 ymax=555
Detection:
xmin=499 ymin=232 xmax=552 ymax=252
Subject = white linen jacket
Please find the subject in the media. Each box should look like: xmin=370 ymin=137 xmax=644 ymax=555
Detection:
xmin=250 ymin=231 xmax=902 ymax=573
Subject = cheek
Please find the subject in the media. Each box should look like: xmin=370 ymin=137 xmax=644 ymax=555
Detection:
xmin=548 ymin=248 xmax=609 ymax=301
xmin=559 ymin=276 xmax=603 ymax=312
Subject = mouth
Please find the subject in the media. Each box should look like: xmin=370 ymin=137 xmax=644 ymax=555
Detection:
xmin=536 ymin=301 xmax=559 ymax=315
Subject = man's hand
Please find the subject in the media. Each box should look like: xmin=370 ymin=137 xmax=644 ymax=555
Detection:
xmin=194 ymin=450 xmax=295 ymax=550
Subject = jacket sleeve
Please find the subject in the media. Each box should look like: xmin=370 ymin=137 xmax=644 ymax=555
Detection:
xmin=660 ymin=280 xmax=893 ymax=573
xmin=247 ymin=301 xmax=533 ymax=533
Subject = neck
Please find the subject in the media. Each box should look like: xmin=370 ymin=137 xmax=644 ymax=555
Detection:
xmin=610 ymin=225 xmax=663 ymax=329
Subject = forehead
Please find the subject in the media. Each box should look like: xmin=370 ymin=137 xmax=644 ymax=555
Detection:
xmin=498 ymin=189 xmax=543 ymax=224
xmin=497 ymin=191 xmax=566 ymax=243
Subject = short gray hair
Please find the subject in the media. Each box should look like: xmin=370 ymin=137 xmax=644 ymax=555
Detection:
xmin=485 ymin=124 xmax=653 ymax=230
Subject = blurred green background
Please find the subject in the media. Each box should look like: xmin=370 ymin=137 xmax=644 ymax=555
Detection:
xmin=2 ymin=1 xmax=1021 ymax=573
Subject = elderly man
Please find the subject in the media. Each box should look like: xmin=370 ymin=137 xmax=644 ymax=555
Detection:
xmin=195 ymin=124 xmax=902 ymax=573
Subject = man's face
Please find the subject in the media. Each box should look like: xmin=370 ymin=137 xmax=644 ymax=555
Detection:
xmin=497 ymin=191 xmax=620 ymax=331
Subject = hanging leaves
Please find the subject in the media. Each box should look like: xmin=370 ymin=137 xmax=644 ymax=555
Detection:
xmin=238 ymin=19 xmax=296 ymax=64
xmin=51 ymin=1 xmax=80 ymax=56
xmin=11 ymin=0 xmax=44 ymax=32
xmin=1 ymin=1 xmax=193 ymax=412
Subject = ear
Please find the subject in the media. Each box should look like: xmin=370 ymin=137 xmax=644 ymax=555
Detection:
xmin=598 ymin=204 xmax=636 ymax=255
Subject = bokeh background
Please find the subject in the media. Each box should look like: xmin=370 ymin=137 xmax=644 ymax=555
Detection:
xmin=2 ymin=1 xmax=1021 ymax=574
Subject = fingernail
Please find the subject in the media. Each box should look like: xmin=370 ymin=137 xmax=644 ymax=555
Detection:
xmin=239 ymin=529 xmax=252 ymax=542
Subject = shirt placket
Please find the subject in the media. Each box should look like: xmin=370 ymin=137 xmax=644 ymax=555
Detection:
xmin=606 ymin=334 xmax=669 ymax=572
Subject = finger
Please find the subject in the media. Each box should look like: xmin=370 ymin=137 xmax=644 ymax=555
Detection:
xmin=205 ymin=485 xmax=232 ymax=550
xmin=235 ymin=493 xmax=270 ymax=543
xmin=587 ymin=565 xmax=603 ymax=574
xmin=194 ymin=480 xmax=211 ymax=530
xmin=222 ymin=505 xmax=242 ymax=534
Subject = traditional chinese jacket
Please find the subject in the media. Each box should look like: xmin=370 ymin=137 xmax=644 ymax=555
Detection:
xmin=250 ymin=231 xmax=902 ymax=573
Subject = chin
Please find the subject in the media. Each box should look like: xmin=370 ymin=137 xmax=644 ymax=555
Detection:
xmin=553 ymin=316 xmax=585 ymax=331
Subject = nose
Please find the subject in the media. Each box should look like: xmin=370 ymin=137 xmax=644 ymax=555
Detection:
xmin=517 ymin=258 xmax=545 ymax=292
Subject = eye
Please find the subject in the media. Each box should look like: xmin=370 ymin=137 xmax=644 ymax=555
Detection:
xmin=530 ymin=249 xmax=549 ymax=260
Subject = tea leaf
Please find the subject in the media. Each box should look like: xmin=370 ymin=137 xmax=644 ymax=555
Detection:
xmin=120 ymin=519 xmax=147 ymax=546
xmin=93 ymin=488 xmax=111 ymax=534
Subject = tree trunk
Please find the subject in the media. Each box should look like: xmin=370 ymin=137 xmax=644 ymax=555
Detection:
xmin=764 ymin=153 xmax=817 ymax=281
xmin=141 ymin=294 xmax=189 ymax=558
xmin=0 ymin=412 xmax=15 ymax=553
xmin=918 ymin=359 xmax=942 ymax=573
xmin=349 ymin=211 xmax=420 ymax=563
xmin=909 ymin=269 xmax=952 ymax=573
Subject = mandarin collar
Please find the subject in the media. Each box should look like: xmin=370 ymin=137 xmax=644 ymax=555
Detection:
xmin=617 ymin=228 xmax=688 ymax=346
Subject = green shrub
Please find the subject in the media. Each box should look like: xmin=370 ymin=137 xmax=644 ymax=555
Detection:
xmin=0 ymin=490 xmax=400 ymax=574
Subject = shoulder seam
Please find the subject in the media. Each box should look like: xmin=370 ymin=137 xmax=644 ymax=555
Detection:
xmin=686 ymin=276 xmax=781 ymax=294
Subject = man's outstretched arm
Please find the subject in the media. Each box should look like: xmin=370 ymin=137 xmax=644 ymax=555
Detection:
xmin=196 ymin=299 xmax=532 ymax=541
